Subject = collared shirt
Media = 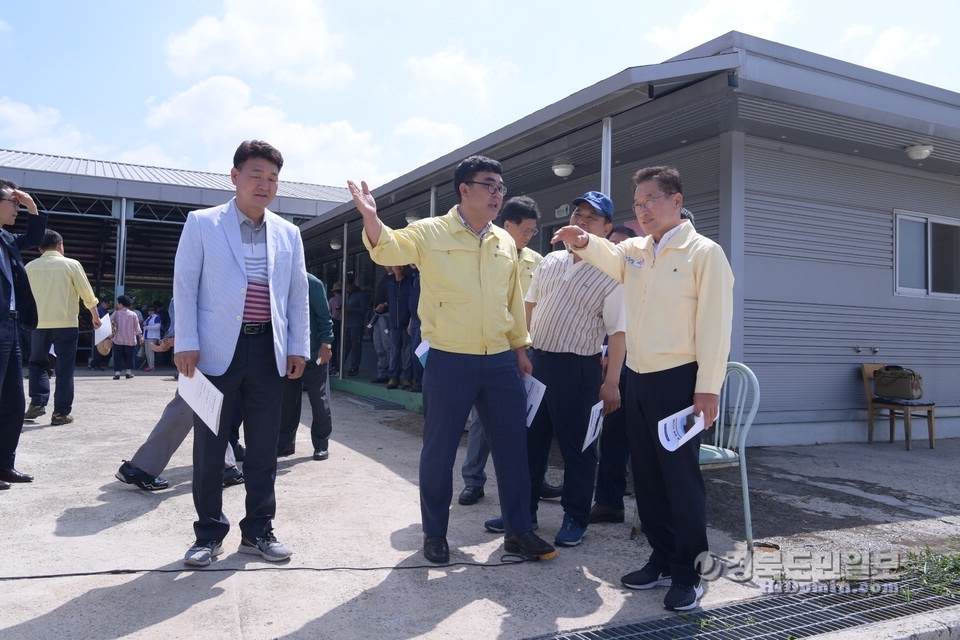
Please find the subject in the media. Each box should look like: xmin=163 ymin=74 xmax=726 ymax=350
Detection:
xmin=24 ymin=251 xmax=99 ymax=328
xmin=363 ymin=206 xmax=529 ymax=355
xmin=235 ymin=204 xmax=271 ymax=322
xmin=0 ymin=242 xmax=13 ymax=309
xmin=518 ymin=246 xmax=542 ymax=297
xmin=111 ymin=307 xmax=142 ymax=346
xmin=574 ymin=220 xmax=734 ymax=395
xmin=456 ymin=207 xmax=493 ymax=240
xmin=526 ymin=250 xmax=625 ymax=355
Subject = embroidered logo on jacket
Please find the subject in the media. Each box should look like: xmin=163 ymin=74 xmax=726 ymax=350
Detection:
xmin=625 ymin=256 xmax=645 ymax=269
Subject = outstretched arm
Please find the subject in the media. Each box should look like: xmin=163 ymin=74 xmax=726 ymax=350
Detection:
xmin=348 ymin=180 xmax=383 ymax=247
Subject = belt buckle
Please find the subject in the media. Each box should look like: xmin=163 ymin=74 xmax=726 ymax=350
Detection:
xmin=243 ymin=323 xmax=259 ymax=334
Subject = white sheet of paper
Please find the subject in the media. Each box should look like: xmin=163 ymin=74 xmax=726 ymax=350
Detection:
xmin=177 ymin=369 xmax=224 ymax=436
xmin=93 ymin=317 xmax=112 ymax=346
xmin=523 ymin=374 xmax=546 ymax=427
xmin=415 ymin=339 xmax=430 ymax=366
xmin=658 ymin=404 xmax=705 ymax=451
xmin=582 ymin=400 xmax=604 ymax=451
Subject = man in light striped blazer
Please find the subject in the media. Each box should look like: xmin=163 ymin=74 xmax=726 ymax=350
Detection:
xmin=174 ymin=140 xmax=310 ymax=567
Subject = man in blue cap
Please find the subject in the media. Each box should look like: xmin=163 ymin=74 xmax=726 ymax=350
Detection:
xmin=483 ymin=191 xmax=626 ymax=549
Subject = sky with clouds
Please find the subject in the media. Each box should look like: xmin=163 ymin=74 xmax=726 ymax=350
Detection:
xmin=1 ymin=0 xmax=957 ymax=187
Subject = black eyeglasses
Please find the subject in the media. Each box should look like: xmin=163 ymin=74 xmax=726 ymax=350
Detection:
xmin=465 ymin=181 xmax=507 ymax=196
xmin=1 ymin=196 xmax=18 ymax=204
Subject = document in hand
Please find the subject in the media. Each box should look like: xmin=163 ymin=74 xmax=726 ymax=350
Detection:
xmin=658 ymin=405 xmax=704 ymax=452
xmin=523 ymin=374 xmax=546 ymax=427
xmin=177 ymin=369 xmax=224 ymax=435
xmin=93 ymin=318 xmax=112 ymax=347
xmin=582 ymin=400 xmax=604 ymax=452
xmin=415 ymin=340 xmax=430 ymax=367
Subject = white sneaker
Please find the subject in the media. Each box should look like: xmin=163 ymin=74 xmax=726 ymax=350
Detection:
xmin=183 ymin=539 xmax=223 ymax=567
xmin=238 ymin=530 xmax=292 ymax=562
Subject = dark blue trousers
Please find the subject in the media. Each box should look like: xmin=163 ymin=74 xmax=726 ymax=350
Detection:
xmin=420 ymin=349 xmax=532 ymax=537
xmin=192 ymin=330 xmax=283 ymax=542
xmin=0 ymin=318 xmax=26 ymax=469
xmin=625 ymin=362 xmax=707 ymax=586
xmin=594 ymin=372 xmax=629 ymax=510
xmin=279 ymin=359 xmax=332 ymax=452
xmin=28 ymin=327 xmax=78 ymax=414
xmin=527 ymin=350 xmax=602 ymax=527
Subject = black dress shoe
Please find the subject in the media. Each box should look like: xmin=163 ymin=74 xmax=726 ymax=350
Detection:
xmin=503 ymin=531 xmax=557 ymax=560
xmin=540 ymin=479 xmax=564 ymax=499
xmin=423 ymin=535 xmax=449 ymax=563
xmin=313 ymin=450 xmax=329 ymax=461
xmin=277 ymin=445 xmax=296 ymax=457
xmin=588 ymin=503 xmax=625 ymax=524
xmin=0 ymin=479 xmax=10 ymax=490
xmin=458 ymin=485 xmax=484 ymax=505
xmin=0 ymin=468 xmax=34 ymax=483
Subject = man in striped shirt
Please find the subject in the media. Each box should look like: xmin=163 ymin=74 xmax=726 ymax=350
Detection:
xmin=174 ymin=140 xmax=310 ymax=567
xmin=485 ymin=191 xmax=626 ymax=548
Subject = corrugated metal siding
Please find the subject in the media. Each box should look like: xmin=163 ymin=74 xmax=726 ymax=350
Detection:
xmin=741 ymin=138 xmax=960 ymax=416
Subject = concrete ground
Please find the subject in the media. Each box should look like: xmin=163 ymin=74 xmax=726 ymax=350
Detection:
xmin=3 ymin=366 xmax=959 ymax=640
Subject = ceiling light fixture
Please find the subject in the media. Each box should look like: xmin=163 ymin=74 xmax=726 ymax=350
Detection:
xmin=405 ymin=212 xmax=422 ymax=224
xmin=904 ymin=144 xmax=933 ymax=161
xmin=552 ymin=162 xmax=574 ymax=178
xmin=330 ymin=238 xmax=342 ymax=250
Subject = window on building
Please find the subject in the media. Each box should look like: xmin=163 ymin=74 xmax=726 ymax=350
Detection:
xmin=896 ymin=211 xmax=960 ymax=297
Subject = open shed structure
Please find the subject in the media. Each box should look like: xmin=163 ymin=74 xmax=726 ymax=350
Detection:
xmin=300 ymin=31 xmax=960 ymax=445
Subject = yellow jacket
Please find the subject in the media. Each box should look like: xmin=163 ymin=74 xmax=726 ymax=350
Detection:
xmin=25 ymin=251 xmax=99 ymax=329
xmin=363 ymin=207 xmax=530 ymax=354
xmin=575 ymin=221 xmax=733 ymax=395
xmin=518 ymin=246 xmax=542 ymax=297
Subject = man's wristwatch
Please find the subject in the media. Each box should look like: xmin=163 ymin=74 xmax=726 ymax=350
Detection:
xmin=321 ymin=343 xmax=332 ymax=350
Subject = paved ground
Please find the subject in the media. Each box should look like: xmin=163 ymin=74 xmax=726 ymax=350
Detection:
xmin=2 ymin=366 xmax=959 ymax=639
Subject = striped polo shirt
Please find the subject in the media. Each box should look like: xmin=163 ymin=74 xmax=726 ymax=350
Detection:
xmin=237 ymin=208 xmax=271 ymax=322
xmin=526 ymin=250 xmax=625 ymax=356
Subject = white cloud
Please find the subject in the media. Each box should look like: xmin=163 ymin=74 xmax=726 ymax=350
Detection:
xmin=144 ymin=76 xmax=386 ymax=185
xmin=841 ymin=24 xmax=873 ymax=42
xmin=0 ymin=97 xmax=89 ymax=157
xmin=165 ymin=0 xmax=353 ymax=89
xmin=403 ymin=49 xmax=516 ymax=109
xmin=646 ymin=0 xmax=795 ymax=53
xmin=393 ymin=116 xmax=466 ymax=165
xmin=859 ymin=27 xmax=939 ymax=76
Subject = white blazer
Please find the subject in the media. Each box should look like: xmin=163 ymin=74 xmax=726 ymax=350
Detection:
xmin=173 ymin=198 xmax=310 ymax=377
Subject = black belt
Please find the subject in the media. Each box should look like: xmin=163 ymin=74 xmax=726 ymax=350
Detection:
xmin=241 ymin=321 xmax=271 ymax=335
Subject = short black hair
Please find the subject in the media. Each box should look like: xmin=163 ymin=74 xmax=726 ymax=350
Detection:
xmin=0 ymin=178 xmax=17 ymax=192
xmin=453 ymin=155 xmax=501 ymax=203
xmin=39 ymin=229 xmax=63 ymax=250
xmin=117 ymin=294 xmax=134 ymax=307
xmin=632 ymin=165 xmax=682 ymax=195
xmin=609 ymin=225 xmax=637 ymax=239
xmin=499 ymin=196 xmax=540 ymax=226
xmin=233 ymin=140 xmax=284 ymax=172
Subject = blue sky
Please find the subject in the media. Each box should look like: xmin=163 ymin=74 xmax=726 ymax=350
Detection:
xmin=2 ymin=0 xmax=958 ymax=186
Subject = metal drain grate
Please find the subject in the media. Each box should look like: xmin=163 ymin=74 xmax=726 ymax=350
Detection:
xmin=347 ymin=396 xmax=406 ymax=410
xmin=533 ymin=579 xmax=959 ymax=640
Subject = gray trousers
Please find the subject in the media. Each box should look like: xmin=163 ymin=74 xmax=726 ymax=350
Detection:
xmin=130 ymin=391 xmax=234 ymax=477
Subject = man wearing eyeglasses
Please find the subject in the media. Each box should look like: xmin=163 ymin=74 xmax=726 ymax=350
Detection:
xmin=553 ymin=166 xmax=733 ymax=612
xmin=483 ymin=191 xmax=626 ymax=548
xmin=349 ymin=156 xmax=556 ymax=564
xmin=458 ymin=195 xmax=542 ymax=507
xmin=0 ymin=180 xmax=45 ymax=490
